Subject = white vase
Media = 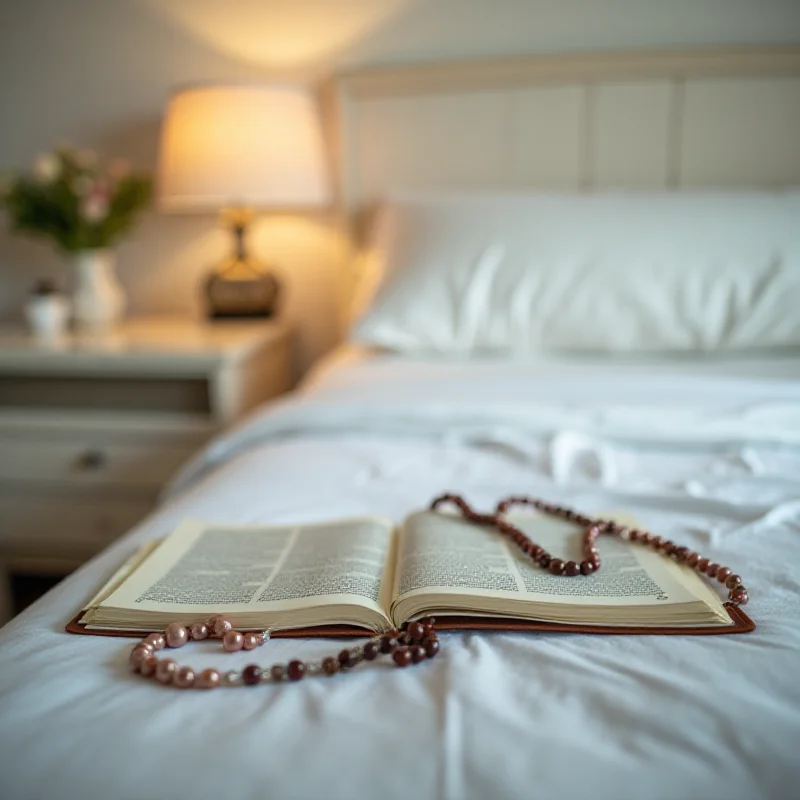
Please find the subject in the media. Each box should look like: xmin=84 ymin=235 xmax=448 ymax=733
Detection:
xmin=72 ymin=249 xmax=126 ymax=329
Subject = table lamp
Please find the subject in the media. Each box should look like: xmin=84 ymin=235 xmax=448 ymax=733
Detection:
xmin=158 ymin=84 xmax=330 ymax=318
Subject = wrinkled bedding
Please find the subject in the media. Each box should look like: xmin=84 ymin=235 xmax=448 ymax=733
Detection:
xmin=1 ymin=347 xmax=799 ymax=800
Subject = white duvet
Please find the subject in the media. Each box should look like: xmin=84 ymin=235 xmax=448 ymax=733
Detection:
xmin=1 ymin=347 xmax=799 ymax=800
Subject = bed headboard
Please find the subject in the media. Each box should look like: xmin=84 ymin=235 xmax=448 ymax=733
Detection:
xmin=335 ymin=45 xmax=800 ymax=209
xmin=332 ymin=44 xmax=800 ymax=323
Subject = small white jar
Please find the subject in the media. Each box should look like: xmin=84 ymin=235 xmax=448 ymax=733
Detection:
xmin=25 ymin=284 xmax=71 ymax=339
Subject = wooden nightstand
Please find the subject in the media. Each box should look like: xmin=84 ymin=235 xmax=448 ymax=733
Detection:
xmin=0 ymin=317 xmax=291 ymax=620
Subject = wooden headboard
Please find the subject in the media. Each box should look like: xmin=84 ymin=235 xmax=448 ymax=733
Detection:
xmin=335 ymin=45 xmax=800 ymax=210
xmin=331 ymin=44 xmax=800 ymax=323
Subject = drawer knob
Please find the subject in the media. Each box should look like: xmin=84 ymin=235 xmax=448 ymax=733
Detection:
xmin=74 ymin=449 xmax=107 ymax=472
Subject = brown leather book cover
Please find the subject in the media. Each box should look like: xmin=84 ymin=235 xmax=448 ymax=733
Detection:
xmin=66 ymin=602 xmax=754 ymax=639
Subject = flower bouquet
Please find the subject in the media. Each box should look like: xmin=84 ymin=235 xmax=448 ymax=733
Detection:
xmin=1 ymin=146 xmax=153 ymax=328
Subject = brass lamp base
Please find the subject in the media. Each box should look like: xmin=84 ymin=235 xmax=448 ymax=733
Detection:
xmin=204 ymin=209 xmax=280 ymax=319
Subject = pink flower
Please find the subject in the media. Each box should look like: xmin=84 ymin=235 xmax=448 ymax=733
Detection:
xmin=82 ymin=194 xmax=109 ymax=224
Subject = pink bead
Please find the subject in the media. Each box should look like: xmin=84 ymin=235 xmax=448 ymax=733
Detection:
xmin=140 ymin=656 xmax=159 ymax=677
xmin=211 ymin=617 xmax=233 ymax=638
xmin=155 ymin=659 xmax=177 ymax=684
xmin=223 ymin=630 xmax=244 ymax=652
xmin=196 ymin=668 xmax=220 ymax=689
xmin=190 ymin=623 xmax=208 ymax=640
xmin=144 ymin=633 xmax=166 ymax=651
xmin=165 ymin=622 xmax=189 ymax=648
xmin=243 ymin=632 xmax=262 ymax=650
xmin=174 ymin=666 xmax=195 ymax=689
xmin=129 ymin=646 xmax=152 ymax=671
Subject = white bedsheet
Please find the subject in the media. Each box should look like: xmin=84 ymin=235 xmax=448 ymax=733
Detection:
xmin=1 ymin=348 xmax=799 ymax=800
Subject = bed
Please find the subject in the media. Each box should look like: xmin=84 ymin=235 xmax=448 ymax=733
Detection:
xmin=1 ymin=45 xmax=800 ymax=800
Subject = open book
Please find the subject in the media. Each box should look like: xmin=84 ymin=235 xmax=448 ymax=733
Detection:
xmin=77 ymin=509 xmax=750 ymax=636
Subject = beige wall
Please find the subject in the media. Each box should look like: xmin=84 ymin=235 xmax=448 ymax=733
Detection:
xmin=1 ymin=0 xmax=799 ymax=375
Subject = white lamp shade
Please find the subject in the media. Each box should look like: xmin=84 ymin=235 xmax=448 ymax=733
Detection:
xmin=158 ymin=85 xmax=330 ymax=211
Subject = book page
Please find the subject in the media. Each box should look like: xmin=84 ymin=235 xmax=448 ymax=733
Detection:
xmin=393 ymin=510 xmax=715 ymax=609
xmin=99 ymin=518 xmax=396 ymax=623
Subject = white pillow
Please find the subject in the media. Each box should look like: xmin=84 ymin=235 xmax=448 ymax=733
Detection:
xmin=350 ymin=190 xmax=800 ymax=354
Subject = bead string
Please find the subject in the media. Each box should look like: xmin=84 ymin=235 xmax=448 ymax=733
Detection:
xmin=129 ymin=616 xmax=439 ymax=689
xmin=431 ymin=494 xmax=749 ymax=605
xmin=129 ymin=494 xmax=748 ymax=688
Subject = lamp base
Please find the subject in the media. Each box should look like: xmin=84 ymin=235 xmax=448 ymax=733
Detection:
xmin=204 ymin=264 xmax=280 ymax=319
xmin=204 ymin=209 xmax=281 ymax=319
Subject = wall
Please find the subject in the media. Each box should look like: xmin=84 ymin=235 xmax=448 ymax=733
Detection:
xmin=1 ymin=0 xmax=799 ymax=375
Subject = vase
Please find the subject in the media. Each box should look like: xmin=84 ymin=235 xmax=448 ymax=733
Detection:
xmin=71 ymin=249 xmax=126 ymax=329
xmin=25 ymin=292 xmax=71 ymax=339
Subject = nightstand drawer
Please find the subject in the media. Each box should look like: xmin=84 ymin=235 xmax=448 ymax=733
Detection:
xmin=0 ymin=493 xmax=152 ymax=553
xmin=0 ymin=437 xmax=196 ymax=489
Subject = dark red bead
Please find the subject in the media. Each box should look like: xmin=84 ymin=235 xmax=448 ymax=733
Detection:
xmin=242 ymin=664 xmax=262 ymax=685
xmin=338 ymin=649 xmax=353 ymax=667
xmin=706 ymin=563 xmax=719 ymax=578
xmin=564 ymin=561 xmax=580 ymax=576
xmin=697 ymin=558 xmax=709 ymax=572
xmin=407 ymin=622 xmax=425 ymax=642
xmin=650 ymin=536 xmax=664 ymax=548
xmin=673 ymin=546 xmax=688 ymax=561
xmin=270 ymin=664 xmax=285 ymax=681
xmin=397 ymin=632 xmax=412 ymax=645
xmin=716 ymin=567 xmax=732 ymax=583
xmin=392 ymin=648 xmax=412 ymax=667
xmin=363 ymin=641 xmax=380 ymax=660
xmin=410 ymin=645 xmax=426 ymax=664
xmin=579 ymin=560 xmax=594 ymax=575
xmin=549 ymin=559 xmax=565 ymax=575
xmin=287 ymin=660 xmax=306 ymax=681
xmin=423 ymin=637 xmax=440 ymax=658
xmin=628 ymin=530 xmax=640 ymax=542
xmin=687 ymin=553 xmax=700 ymax=567
xmin=639 ymin=533 xmax=652 ymax=544
xmin=538 ymin=555 xmax=551 ymax=568
xmin=662 ymin=543 xmax=676 ymax=556
xmin=730 ymin=587 xmax=749 ymax=605
xmin=379 ymin=635 xmax=398 ymax=654
xmin=726 ymin=574 xmax=743 ymax=590
xmin=322 ymin=657 xmax=339 ymax=675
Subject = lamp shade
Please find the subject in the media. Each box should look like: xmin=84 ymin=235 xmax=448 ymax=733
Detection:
xmin=158 ymin=84 xmax=330 ymax=211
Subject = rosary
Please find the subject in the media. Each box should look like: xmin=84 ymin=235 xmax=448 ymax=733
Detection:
xmin=128 ymin=494 xmax=749 ymax=689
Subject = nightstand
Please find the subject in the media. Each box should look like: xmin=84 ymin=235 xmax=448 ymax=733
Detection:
xmin=0 ymin=317 xmax=292 ymax=621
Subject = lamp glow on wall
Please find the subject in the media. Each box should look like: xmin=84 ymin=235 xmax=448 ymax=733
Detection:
xmin=158 ymin=84 xmax=330 ymax=318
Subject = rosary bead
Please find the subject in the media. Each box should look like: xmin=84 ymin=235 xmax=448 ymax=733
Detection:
xmin=538 ymin=554 xmax=552 ymax=568
xmin=223 ymin=630 xmax=244 ymax=652
xmin=697 ymin=558 xmax=709 ymax=572
xmin=730 ymin=587 xmax=749 ymax=605
xmin=650 ymin=536 xmax=664 ymax=549
xmin=129 ymin=646 xmax=152 ymax=671
xmin=363 ymin=641 xmax=380 ymax=661
xmin=424 ymin=638 xmax=440 ymax=658
xmin=579 ymin=561 xmax=595 ymax=575
xmin=411 ymin=645 xmax=427 ymax=664
xmin=155 ymin=659 xmax=178 ymax=685
xmin=686 ymin=553 xmax=700 ymax=568
xmin=392 ymin=648 xmax=412 ymax=667
xmin=287 ymin=660 xmax=306 ymax=681
xmin=549 ymin=559 xmax=565 ymax=575
xmin=662 ymin=543 xmax=676 ymax=556
xmin=209 ymin=617 xmax=233 ymax=639
xmin=174 ymin=666 xmax=195 ymax=689
xmin=242 ymin=665 xmax=262 ymax=686
xmin=338 ymin=649 xmax=353 ymax=668
xmin=243 ymin=632 xmax=262 ymax=650
xmin=564 ymin=561 xmax=580 ymax=577
xmin=379 ymin=635 xmax=398 ymax=654
xmin=144 ymin=633 xmax=165 ymax=651
xmin=628 ymin=530 xmax=640 ymax=542
xmin=140 ymin=656 xmax=159 ymax=677
xmin=638 ymin=533 xmax=652 ymax=545
xmin=322 ymin=657 xmax=339 ymax=676
xmin=726 ymin=574 xmax=743 ymax=590
xmin=716 ymin=567 xmax=732 ymax=583
xmin=165 ymin=622 xmax=189 ymax=649
xmin=190 ymin=623 xmax=208 ymax=641
xmin=270 ymin=665 xmax=285 ymax=681
xmin=706 ymin=563 xmax=719 ymax=578
xmin=673 ymin=546 xmax=689 ymax=562
xmin=197 ymin=668 xmax=221 ymax=689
